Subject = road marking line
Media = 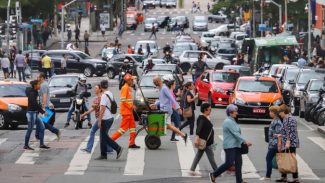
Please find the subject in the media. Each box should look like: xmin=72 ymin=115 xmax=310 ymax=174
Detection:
xmin=296 ymin=154 xmax=320 ymax=180
xmin=297 ymin=118 xmax=314 ymax=131
xmin=124 ymin=136 xmax=145 ymax=175
xmin=218 ymin=135 xmax=260 ymax=179
xmin=65 ymin=136 xmax=99 ymax=175
xmin=0 ymin=138 xmax=7 ymax=145
xmin=176 ymin=138 xmax=201 ymax=177
xmin=16 ymin=135 xmax=56 ymax=165
xmin=308 ymin=137 xmax=325 ymax=151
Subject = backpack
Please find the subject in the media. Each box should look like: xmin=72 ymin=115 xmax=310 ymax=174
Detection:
xmin=105 ymin=93 xmax=118 ymax=114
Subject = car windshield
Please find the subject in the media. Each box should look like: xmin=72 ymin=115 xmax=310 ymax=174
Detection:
xmin=238 ymin=80 xmax=278 ymax=93
xmin=310 ymin=80 xmax=324 ymax=91
xmin=157 ymin=16 xmax=166 ymax=21
xmin=236 ymin=35 xmax=246 ymax=40
xmin=298 ymin=71 xmax=325 ymax=84
xmin=135 ymin=42 xmax=157 ymax=51
xmin=166 ymin=0 xmax=175 ymax=2
xmin=202 ymin=33 xmax=215 ymax=38
xmin=212 ymin=72 xmax=239 ymax=82
xmin=218 ymin=49 xmax=236 ymax=54
xmin=145 ymin=19 xmax=156 ymax=24
xmin=75 ymin=52 xmax=91 ymax=59
xmin=49 ymin=77 xmax=79 ymax=87
xmin=132 ymin=55 xmax=146 ymax=63
xmin=218 ymin=42 xmax=232 ymax=48
xmin=285 ymin=68 xmax=299 ymax=81
xmin=127 ymin=17 xmax=135 ymax=22
xmin=143 ymin=59 xmax=166 ymax=66
xmin=195 ymin=18 xmax=206 ymax=23
xmin=0 ymin=84 xmax=28 ymax=97
xmin=152 ymin=65 xmax=175 ymax=71
xmin=140 ymin=76 xmax=156 ymax=87
xmin=173 ymin=44 xmax=198 ymax=52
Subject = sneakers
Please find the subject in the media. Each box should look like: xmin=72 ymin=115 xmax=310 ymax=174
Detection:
xmin=260 ymin=177 xmax=271 ymax=181
xmin=39 ymin=145 xmax=50 ymax=149
xmin=209 ymin=172 xmax=216 ymax=183
xmin=129 ymin=144 xmax=140 ymax=149
xmin=116 ymin=147 xmax=123 ymax=159
xmin=64 ymin=123 xmax=69 ymax=128
xmin=95 ymin=155 xmax=107 ymax=160
xmin=23 ymin=146 xmax=34 ymax=150
xmin=182 ymin=133 xmax=188 ymax=145
xmin=170 ymin=138 xmax=179 ymax=142
xmin=81 ymin=148 xmax=91 ymax=153
xmin=56 ymin=130 xmax=61 ymax=141
xmin=189 ymin=170 xmax=201 ymax=176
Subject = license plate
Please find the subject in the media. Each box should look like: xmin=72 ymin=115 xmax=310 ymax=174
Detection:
xmin=253 ymin=108 xmax=266 ymax=113
xmin=60 ymin=98 xmax=70 ymax=103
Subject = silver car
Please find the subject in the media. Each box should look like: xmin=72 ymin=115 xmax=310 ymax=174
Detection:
xmin=134 ymin=40 xmax=160 ymax=58
xmin=193 ymin=16 xmax=208 ymax=31
xmin=144 ymin=18 xmax=159 ymax=32
xmin=165 ymin=0 xmax=177 ymax=8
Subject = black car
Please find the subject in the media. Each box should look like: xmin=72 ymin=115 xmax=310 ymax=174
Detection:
xmin=167 ymin=16 xmax=189 ymax=31
xmin=49 ymin=74 xmax=83 ymax=109
xmin=106 ymin=54 xmax=145 ymax=79
xmin=23 ymin=49 xmax=47 ymax=70
xmin=152 ymin=64 xmax=185 ymax=83
xmin=279 ymin=67 xmax=299 ymax=104
xmin=30 ymin=50 xmax=107 ymax=77
xmin=222 ymin=65 xmax=251 ymax=76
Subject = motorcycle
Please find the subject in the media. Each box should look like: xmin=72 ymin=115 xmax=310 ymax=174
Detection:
xmin=72 ymin=91 xmax=91 ymax=130
xmin=119 ymin=62 xmax=138 ymax=90
xmin=164 ymin=51 xmax=172 ymax=63
xmin=308 ymin=87 xmax=325 ymax=124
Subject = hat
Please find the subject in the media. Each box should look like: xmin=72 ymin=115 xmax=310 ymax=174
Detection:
xmin=124 ymin=73 xmax=135 ymax=81
xmin=226 ymin=104 xmax=238 ymax=116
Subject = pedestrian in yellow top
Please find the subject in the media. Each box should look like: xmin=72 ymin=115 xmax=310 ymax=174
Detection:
xmin=111 ymin=73 xmax=140 ymax=149
xmin=41 ymin=54 xmax=52 ymax=79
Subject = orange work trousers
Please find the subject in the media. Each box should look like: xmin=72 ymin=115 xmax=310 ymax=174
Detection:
xmin=112 ymin=115 xmax=136 ymax=146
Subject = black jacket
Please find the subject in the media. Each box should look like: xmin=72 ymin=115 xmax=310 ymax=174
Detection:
xmin=196 ymin=115 xmax=214 ymax=146
xmin=25 ymin=87 xmax=44 ymax=113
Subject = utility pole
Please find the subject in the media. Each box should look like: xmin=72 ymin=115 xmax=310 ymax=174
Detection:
xmin=260 ymin=0 xmax=263 ymax=36
xmin=252 ymin=0 xmax=255 ymax=37
xmin=284 ymin=0 xmax=287 ymax=31
xmin=61 ymin=0 xmax=77 ymax=49
xmin=54 ymin=0 xmax=58 ymax=37
xmin=16 ymin=1 xmax=22 ymax=51
xmin=308 ymin=0 xmax=311 ymax=60
xmin=6 ymin=0 xmax=11 ymax=51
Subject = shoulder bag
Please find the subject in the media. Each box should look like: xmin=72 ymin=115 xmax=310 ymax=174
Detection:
xmin=196 ymin=129 xmax=213 ymax=150
xmin=182 ymin=90 xmax=193 ymax=118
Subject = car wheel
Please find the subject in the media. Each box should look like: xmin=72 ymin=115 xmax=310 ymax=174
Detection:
xmin=219 ymin=32 xmax=225 ymax=36
xmin=290 ymin=99 xmax=298 ymax=116
xmin=107 ymin=69 xmax=115 ymax=79
xmin=84 ymin=67 xmax=94 ymax=77
xmin=208 ymin=93 xmax=215 ymax=107
xmin=317 ymin=110 xmax=325 ymax=126
xmin=0 ymin=113 xmax=9 ymax=130
xmin=215 ymin=63 xmax=224 ymax=70
xmin=305 ymin=106 xmax=314 ymax=122
xmin=208 ymin=18 xmax=213 ymax=23
xmin=299 ymin=108 xmax=305 ymax=118
xmin=10 ymin=123 xmax=19 ymax=129
xmin=96 ymin=73 xmax=104 ymax=77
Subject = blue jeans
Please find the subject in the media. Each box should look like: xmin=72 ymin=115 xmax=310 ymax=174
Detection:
xmin=171 ymin=109 xmax=181 ymax=139
xmin=25 ymin=111 xmax=45 ymax=146
xmin=66 ymin=101 xmax=91 ymax=123
xmin=266 ymin=148 xmax=277 ymax=177
xmin=100 ymin=118 xmax=120 ymax=156
xmin=212 ymin=148 xmax=243 ymax=183
xmin=85 ymin=119 xmax=113 ymax=153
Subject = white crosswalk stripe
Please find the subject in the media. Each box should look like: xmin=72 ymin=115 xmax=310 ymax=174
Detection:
xmin=124 ymin=136 xmax=146 ymax=175
xmin=176 ymin=138 xmax=201 ymax=177
xmin=0 ymin=138 xmax=7 ymax=145
xmin=296 ymin=154 xmax=320 ymax=180
xmin=15 ymin=135 xmax=57 ymax=165
xmin=65 ymin=136 xmax=99 ymax=175
xmin=218 ymin=135 xmax=260 ymax=179
xmin=308 ymin=137 xmax=325 ymax=151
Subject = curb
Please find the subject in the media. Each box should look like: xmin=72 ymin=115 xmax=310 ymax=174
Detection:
xmin=317 ymin=126 xmax=325 ymax=136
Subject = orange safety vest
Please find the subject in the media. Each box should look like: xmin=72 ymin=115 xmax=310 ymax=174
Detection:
xmin=127 ymin=48 xmax=133 ymax=54
xmin=120 ymin=84 xmax=133 ymax=115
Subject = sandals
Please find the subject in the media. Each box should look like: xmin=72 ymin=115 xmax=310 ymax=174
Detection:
xmin=287 ymin=179 xmax=300 ymax=183
xmin=275 ymin=178 xmax=287 ymax=182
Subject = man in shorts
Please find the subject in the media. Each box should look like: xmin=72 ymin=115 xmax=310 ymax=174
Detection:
xmin=150 ymin=75 xmax=188 ymax=143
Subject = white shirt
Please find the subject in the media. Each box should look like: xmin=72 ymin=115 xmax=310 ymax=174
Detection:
xmin=1 ymin=57 xmax=10 ymax=68
xmin=100 ymin=24 xmax=106 ymax=32
xmin=100 ymin=91 xmax=114 ymax=120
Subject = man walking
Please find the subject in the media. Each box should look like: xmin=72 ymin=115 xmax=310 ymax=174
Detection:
xmin=84 ymin=30 xmax=90 ymax=47
xmin=41 ymin=54 xmax=52 ymax=79
xmin=61 ymin=54 xmax=67 ymax=74
xmin=111 ymin=74 xmax=140 ymax=148
xmin=1 ymin=53 xmax=10 ymax=79
xmin=191 ymin=54 xmax=209 ymax=84
xmin=149 ymin=23 xmax=157 ymax=40
xmin=75 ymin=27 xmax=80 ymax=43
xmin=14 ymin=50 xmax=26 ymax=82
xmin=95 ymin=80 xmax=123 ymax=160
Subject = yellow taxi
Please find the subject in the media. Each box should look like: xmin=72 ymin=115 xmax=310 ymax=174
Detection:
xmin=0 ymin=81 xmax=29 ymax=129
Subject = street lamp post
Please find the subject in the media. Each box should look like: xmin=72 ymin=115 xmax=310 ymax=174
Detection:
xmin=61 ymin=0 xmax=77 ymax=49
xmin=265 ymin=0 xmax=282 ymax=29
xmin=6 ymin=0 xmax=11 ymax=51
xmin=306 ymin=2 xmax=311 ymax=60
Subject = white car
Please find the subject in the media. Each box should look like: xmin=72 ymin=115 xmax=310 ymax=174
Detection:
xmin=178 ymin=50 xmax=230 ymax=72
xmin=134 ymin=40 xmax=160 ymax=58
xmin=165 ymin=0 xmax=177 ymax=8
xmin=144 ymin=18 xmax=159 ymax=32
xmin=209 ymin=24 xmax=240 ymax=36
xmin=229 ymin=32 xmax=248 ymax=49
xmin=208 ymin=11 xmax=227 ymax=23
xmin=200 ymin=32 xmax=217 ymax=46
xmin=192 ymin=16 xmax=208 ymax=31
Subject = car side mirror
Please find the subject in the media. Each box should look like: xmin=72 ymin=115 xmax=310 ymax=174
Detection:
xmin=87 ymin=83 xmax=92 ymax=89
xmin=227 ymin=89 xmax=234 ymax=95
xmin=203 ymin=79 xmax=208 ymax=83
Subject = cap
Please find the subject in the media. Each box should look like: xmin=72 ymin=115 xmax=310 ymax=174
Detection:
xmin=226 ymin=104 xmax=238 ymax=116
xmin=80 ymin=75 xmax=87 ymax=81
xmin=124 ymin=73 xmax=135 ymax=81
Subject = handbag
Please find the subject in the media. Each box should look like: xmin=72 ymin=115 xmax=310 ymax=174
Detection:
xmin=276 ymin=150 xmax=297 ymax=173
xmin=182 ymin=91 xmax=193 ymax=118
xmin=264 ymin=126 xmax=269 ymax=143
xmin=24 ymin=66 xmax=31 ymax=76
xmin=272 ymin=156 xmax=278 ymax=169
xmin=196 ymin=129 xmax=213 ymax=150
xmin=240 ymin=143 xmax=249 ymax=154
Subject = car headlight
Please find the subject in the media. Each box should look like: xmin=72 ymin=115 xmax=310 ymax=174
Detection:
xmin=214 ymin=87 xmax=224 ymax=93
xmin=76 ymin=98 xmax=83 ymax=105
xmin=135 ymin=92 xmax=145 ymax=103
xmin=235 ymin=98 xmax=245 ymax=105
xmin=50 ymin=94 xmax=56 ymax=98
xmin=273 ymin=99 xmax=282 ymax=106
xmin=8 ymin=104 xmax=22 ymax=112
xmin=294 ymin=90 xmax=302 ymax=97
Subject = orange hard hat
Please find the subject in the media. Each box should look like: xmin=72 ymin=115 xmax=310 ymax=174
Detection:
xmin=124 ymin=73 xmax=134 ymax=81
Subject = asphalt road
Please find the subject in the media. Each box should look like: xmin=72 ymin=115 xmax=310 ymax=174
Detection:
xmin=1 ymin=1 xmax=325 ymax=183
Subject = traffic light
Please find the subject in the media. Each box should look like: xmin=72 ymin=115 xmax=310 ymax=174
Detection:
xmin=9 ymin=15 xmax=17 ymax=40
xmin=0 ymin=24 xmax=5 ymax=39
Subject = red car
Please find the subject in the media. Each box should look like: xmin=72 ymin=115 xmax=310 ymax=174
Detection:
xmin=195 ymin=70 xmax=240 ymax=106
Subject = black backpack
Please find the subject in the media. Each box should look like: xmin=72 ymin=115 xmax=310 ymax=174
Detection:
xmin=105 ymin=94 xmax=118 ymax=114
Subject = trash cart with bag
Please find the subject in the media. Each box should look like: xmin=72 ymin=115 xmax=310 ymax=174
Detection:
xmin=135 ymin=110 xmax=167 ymax=150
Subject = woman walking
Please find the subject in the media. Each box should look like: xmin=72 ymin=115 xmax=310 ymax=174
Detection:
xmin=180 ymin=82 xmax=198 ymax=135
xmin=260 ymin=106 xmax=283 ymax=181
xmin=276 ymin=104 xmax=300 ymax=183
xmin=209 ymin=104 xmax=252 ymax=183
xmin=81 ymin=84 xmax=113 ymax=153
xmin=190 ymin=103 xmax=218 ymax=176
xmin=167 ymin=80 xmax=182 ymax=142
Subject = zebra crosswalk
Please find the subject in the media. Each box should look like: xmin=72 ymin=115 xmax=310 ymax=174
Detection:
xmin=1 ymin=134 xmax=325 ymax=181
